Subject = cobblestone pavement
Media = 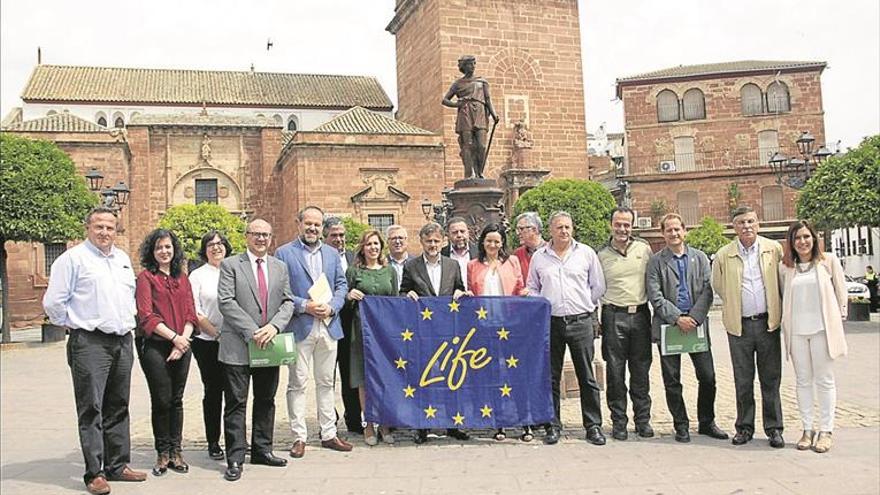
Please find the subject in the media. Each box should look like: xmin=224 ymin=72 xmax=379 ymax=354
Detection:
xmin=2 ymin=310 xmax=878 ymax=494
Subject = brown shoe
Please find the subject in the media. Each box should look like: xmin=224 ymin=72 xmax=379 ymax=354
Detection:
xmin=107 ymin=465 xmax=147 ymax=482
xmin=321 ymin=436 xmax=353 ymax=452
xmin=289 ymin=440 xmax=306 ymax=459
xmin=85 ymin=476 xmax=111 ymax=495
xmin=168 ymin=449 xmax=189 ymax=473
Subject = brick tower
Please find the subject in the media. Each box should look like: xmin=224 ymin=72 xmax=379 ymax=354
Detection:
xmin=387 ymin=0 xmax=589 ymax=207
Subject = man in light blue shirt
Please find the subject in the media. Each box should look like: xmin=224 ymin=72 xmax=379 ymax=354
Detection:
xmin=43 ymin=207 xmax=146 ymax=494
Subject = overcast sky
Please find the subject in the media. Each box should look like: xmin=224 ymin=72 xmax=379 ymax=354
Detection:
xmin=2 ymin=0 xmax=877 ymax=148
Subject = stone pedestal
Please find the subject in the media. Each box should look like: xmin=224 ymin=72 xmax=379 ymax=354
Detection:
xmin=499 ymin=168 xmax=550 ymax=213
xmin=445 ymin=178 xmax=506 ymax=240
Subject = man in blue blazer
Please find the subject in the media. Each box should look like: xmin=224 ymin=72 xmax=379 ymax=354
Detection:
xmin=275 ymin=206 xmax=352 ymax=458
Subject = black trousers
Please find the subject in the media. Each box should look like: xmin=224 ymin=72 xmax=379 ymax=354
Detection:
xmin=550 ymin=314 xmax=603 ymax=429
xmin=191 ymin=338 xmax=224 ymax=444
xmin=600 ymin=306 xmax=652 ymax=428
xmin=223 ymin=364 xmax=279 ymax=464
xmin=67 ymin=329 xmax=133 ymax=484
xmin=659 ymin=346 xmax=717 ymax=430
xmin=727 ymin=318 xmax=783 ymax=435
xmin=337 ymin=313 xmax=362 ymax=432
xmin=137 ymin=337 xmax=192 ymax=454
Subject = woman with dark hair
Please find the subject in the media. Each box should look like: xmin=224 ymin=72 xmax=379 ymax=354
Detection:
xmin=135 ymin=228 xmax=198 ymax=476
xmin=779 ymin=220 xmax=848 ymax=453
xmin=344 ymin=229 xmax=398 ymax=445
xmin=466 ymin=223 xmax=530 ymax=441
xmin=188 ymin=231 xmax=233 ymax=460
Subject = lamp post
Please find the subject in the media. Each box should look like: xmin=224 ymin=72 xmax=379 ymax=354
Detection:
xmin=420 ymin=197 xmax=451 ymax=227
xmin=84 ymin=167 xmax=131 ymax=211
xmin=768 ymin=131 xmax=833 ymax=189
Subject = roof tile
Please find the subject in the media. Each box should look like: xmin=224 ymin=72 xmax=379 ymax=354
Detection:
xmin=617 ymin=60 xmax=826 ymax=83
xmin=312 ymin=106 xmax=432 ymax=135
xmin=2 ymin=112 xmax=107 ymax=133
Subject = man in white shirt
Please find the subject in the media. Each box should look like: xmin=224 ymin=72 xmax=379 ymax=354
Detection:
xmin=385 ymin=224 xmax=414 ymax=288
xmin=441 ymin=217 xmax=478 ymax=290
xmin=43 ymin=207 xmax=147 ymax=494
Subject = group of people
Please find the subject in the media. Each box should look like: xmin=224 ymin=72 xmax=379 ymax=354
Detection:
xmin=43 ymin=203 xmax=849 ymax=494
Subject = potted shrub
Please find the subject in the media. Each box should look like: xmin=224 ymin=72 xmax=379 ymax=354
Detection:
xmin=847 ymin=297 xmax=871 ymax=322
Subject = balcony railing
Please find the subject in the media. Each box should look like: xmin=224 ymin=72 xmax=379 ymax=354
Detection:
xmin=624 ymin=146 xmax=797 ymax=176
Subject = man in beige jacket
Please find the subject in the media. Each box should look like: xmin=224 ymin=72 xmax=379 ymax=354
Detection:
xmin=711 ymin=206 xmax=784 ymax=448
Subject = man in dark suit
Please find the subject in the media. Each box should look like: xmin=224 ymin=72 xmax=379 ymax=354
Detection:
xmin=217 ymin=219 xmax=295 ymax=482
xmin=323 ymin=216 xmax=362 ymax=435
xmin=440 ymin=217 xmax=478 ymax=291
xmin=645 ymin=213 xmax=728 ymax=443
xmin=400 ymin=222 xmax=472 ymax=444
xmin=275 ymin=206 xmax=352 ymax=459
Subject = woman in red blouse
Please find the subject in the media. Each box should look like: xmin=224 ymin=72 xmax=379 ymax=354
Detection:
xmin=135 ymin=229 xmax=198 ymax=477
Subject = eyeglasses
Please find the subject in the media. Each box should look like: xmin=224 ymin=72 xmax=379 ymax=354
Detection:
xmin=206 ymin=241 xmax=225 ymax=248
xmin=247 ymin=232 xmax=272 ymax=239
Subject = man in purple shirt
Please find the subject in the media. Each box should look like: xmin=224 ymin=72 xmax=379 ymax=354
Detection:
xmin=527 ymin=211 xmax=607 ymax=446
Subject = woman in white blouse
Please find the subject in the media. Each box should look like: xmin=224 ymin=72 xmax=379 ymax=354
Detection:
xmin=189 ymin=230 xmax=234 ymax=461
xmin=779 ymin=220 xmax=848 ymax=453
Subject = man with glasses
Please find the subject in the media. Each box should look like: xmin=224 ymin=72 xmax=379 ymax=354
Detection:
xmin=712 ymin=206 xmax=784 ymax=448
xmin=385 ymin=224 xmax=414 ymax=287
xmin=217 ymin=219 xmax=295 ymax=481
xmin=275 ymin=206 xmax=352 ymax=458
xmin=513 ymin=212 xmax=546 ymax=282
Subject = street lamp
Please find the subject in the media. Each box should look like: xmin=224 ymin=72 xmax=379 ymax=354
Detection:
xmin=420 ymin=196 xmax=452 ymax=227
xmin=767 ymin=130 xmax=833 ymax=189
xmin=84 ymin=167 xmax=130 ymax=211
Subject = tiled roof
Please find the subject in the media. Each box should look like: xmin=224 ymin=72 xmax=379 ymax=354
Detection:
xmin=21 ymin=64 xmax=394 ymax=110
xmin=2 ymin=112 xmax=107 ymax=132
xmin=617 ymin=60 xmax=826 ymax=83
xmin=312 ymin=106 xmax=432 ymax=135
xmin=281 ymin=130 xmax=295 ymax=146
xmin=128 ymin=113 xmax=279 ymax=127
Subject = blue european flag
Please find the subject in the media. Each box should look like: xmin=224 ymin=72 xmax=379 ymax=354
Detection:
xmin=360 ymin=296 xmax=553 ymax=429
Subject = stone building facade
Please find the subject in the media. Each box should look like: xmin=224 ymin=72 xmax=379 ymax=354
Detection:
xmin=615 ymin=60 xmax=827 ymax=239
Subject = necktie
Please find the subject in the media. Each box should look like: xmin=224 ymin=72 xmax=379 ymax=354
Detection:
xmin=256 ymin=258 xmax=268 ymax=325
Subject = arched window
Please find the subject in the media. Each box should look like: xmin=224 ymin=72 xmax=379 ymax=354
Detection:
xmin=272 ymin=114 xmax=283 ymax=126
xmin=96 ymin=112 xmax=108 ymax=127
xmin=741 ymin=83 xmax=763 ymax=115
xmin=114 ymin=117 xmax=125 ymax=128
xmin=761 ymin=185 xmax=784 ymax=221
xmin=767 ymin=81 xmax=790 ymax=113
xmin=46 ymin=110 xmax=58 ymax=116
xmin=677 ymin=191 xmax=700 ymax=226
xmin=758 ymin=129 xmax=779 ymax=165
xmin=673 ymin=136 xmax=696 ymax=172
xmin=656 ymin=90 xmax=680 ymax=123
xmin=287 ymin=116 xmax=298 ymax=131
xmin=682 ymin=88 xmax=706 ymax=120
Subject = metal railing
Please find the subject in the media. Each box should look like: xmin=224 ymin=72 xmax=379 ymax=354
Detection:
xmin=624 ymin=146 xmax=797 ymax=176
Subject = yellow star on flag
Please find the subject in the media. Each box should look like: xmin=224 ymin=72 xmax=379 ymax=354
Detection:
xmin=424 ymin=405 xmax=437 ymax=419
xmin=394 ymin=357 xmax=408 ymax=370
xmin=496 ymin=327 xmax=510 ymax=340
xmin=403 ymin=385 xmax=416 ymax=398
xmin=421 ymin=307 xmax=433 ymax=320
xmin=506 ymin=355 xmax=519 ymax=368
xmin=475 ymin=306 xmax=488 ymax=320
xmin=452 ymin=412 xmax=465 ymax=425
xmin=401 ymin=328 xmax=414 ymax=341
xmin=499 ymin=383 xmax=512 ymax=397
xmin=448 ymin=300 xmax=460 ymax=312
xmin=480 ymin=404 xmax=493 ymax=418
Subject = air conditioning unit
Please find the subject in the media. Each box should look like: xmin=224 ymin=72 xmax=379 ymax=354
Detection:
xmin=636 ymin=217 xmax=652 ymax=229
xmin=659 ymin=160 xmax=676 ymax=173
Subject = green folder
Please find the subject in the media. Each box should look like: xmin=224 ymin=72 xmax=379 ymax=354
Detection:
xmin=248 ymin=332 xmax=297 ymax=367
xmin=660 ymin=323 xmax=709 ymax=356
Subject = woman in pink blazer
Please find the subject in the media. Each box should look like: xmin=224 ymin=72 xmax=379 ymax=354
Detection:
xmin=467 ymin=223 xmax=530 ymax=441
xmin=779 ymin=220 xmax=848 ymax=454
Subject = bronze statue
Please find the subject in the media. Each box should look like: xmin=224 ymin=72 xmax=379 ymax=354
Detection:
xmin=442 ymin=55 xmax=499 ymax=179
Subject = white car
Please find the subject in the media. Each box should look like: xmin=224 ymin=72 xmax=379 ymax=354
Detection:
xmin=845 ymin=275 xmax=870 ymax=300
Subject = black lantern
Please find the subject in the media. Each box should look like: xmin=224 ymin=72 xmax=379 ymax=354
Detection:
xmin=84 ymin=167 xmax=104 ymax=192
xmin=112 ymin=181 xmax=130 ymax=206
xmin=767 ymin=130 xmax=832 ymax=189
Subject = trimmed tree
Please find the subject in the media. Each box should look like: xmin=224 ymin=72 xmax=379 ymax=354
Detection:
xmin=157 ymin=203 xmax=246 ymax=261
xmin=796 ymin=135 xmax=880 ymax=229
xmin=685 ymin=216 xmax=730 ymax=258
xmin=513 ymin=179 xmax=617 ymax=248
xmin=0 ymin=134 xmax=98 ymax=343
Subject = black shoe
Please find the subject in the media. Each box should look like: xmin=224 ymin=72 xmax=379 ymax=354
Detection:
xmin=636 ymin=423 xmax=655 ymax=438
xmin=446 ymin=428 xmax=470 ymax=441
xmin=413 ymin=430 xmax=428 ymax=445
xmin=674 ymin=428 xmax=691 ymax=443
xmin=586 ymin=426 xmax=606 ymax=446
xmin=348 ymin=425 xmax=366 ymax=435
xmin=732 ymin=430 xmax=753 ymax=446
xmin=208 ymin=442 xmax=225 ymax=460
xmin=250 ymin=452 xmax=288 ymax=467
xmin=611 ymin=425 xmax=628 ymax=441
xmin=544 ymin=427 xmax=560 ymax=445
xmin=224 ymin=462 xmax=242 ymax=482
xmin=768 ymin=430 xmax=785 ymax=449
xmin=698 ymin=423 xmax=729 ymax=440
